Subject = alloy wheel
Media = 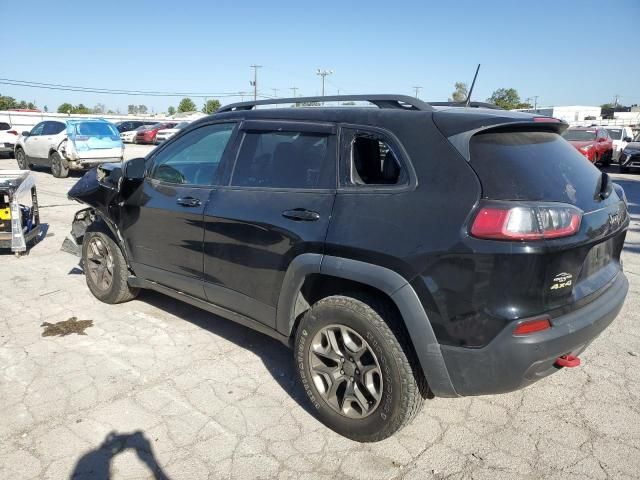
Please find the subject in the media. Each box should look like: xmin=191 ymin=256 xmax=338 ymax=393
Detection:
xmin=308 ymin=324 xmax=383 ymax=418
xmin=85 ymin=236 xmax=114 ymax=291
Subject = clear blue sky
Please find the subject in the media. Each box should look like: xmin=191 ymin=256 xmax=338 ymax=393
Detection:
xmin=1 ymin=0 xmax=639 ymax=113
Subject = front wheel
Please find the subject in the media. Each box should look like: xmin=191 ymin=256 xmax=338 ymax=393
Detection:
xmin=82 ymin=231 xmax=139 ymax=304
xmin=50 ymin=151 xmax=69 ymax=178
xmin=295 ymin=294 xmax=426 ymax=442
xmin=15 ymin=148 xmax=30 ymax=170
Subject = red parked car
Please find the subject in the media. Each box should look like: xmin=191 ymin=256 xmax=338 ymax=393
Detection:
xmin=562 ymin=127 xmax=613 ymax=165
xmin=134 ymin=122 xmax=178 ymax=144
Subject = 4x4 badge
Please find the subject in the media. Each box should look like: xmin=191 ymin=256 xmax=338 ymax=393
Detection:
xmin=550 ymin=272 xmax=573 ymax=290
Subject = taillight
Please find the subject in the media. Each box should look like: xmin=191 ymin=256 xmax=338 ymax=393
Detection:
xmin=533 ymin=117 xmax=561 ymax=123
xmin=7 ymin=130 xmax=18 ymax=135
xmin=471 ymin=202 xmax=582 ymax=241
xmin=513 ymin=317 xmax=551 ymax=336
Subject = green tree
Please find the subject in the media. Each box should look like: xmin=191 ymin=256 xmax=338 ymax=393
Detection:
xmin=449 ymin=82 xmax=468 ymax=102
xmin=487 ymin=88 xmax=531 ymax=110
xmin=58 ymin=103 xmax=74 ymax=113
xmin=178 ymin=97 xmax=197 ymax=112
xmin=73 ymin=104 xmax=91 ymax=114
xmin=202 ymin=99 xmax=221 ymax=114
xmin=27 ymin=102 xmax=37 ymax=110
xmin=92 ymin=103 xmax=106 ymax=114
xmin=0 ymin=95 xmax=17 ymax=110
xmin=167 ymin=106 xmax=176 ymax=116
xmin=44 ymin=105 xmax=49 ymax=112
xmin=16 ymin=100 xmax=28 ymax=109
xmin=127 ymin=104 xmax=137 ymax=115
xmin=137 ymin=104 xmax=148 ymax=114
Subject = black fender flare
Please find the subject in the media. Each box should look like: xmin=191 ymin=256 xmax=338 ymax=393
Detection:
xmin=74 ymin=209 xmax=132 ymax=266
xmin=276 ymin=254 xmax=459 ymax=397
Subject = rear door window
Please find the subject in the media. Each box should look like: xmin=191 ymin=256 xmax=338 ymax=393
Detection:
xmin=231 ymin=126 xmax=336 ymax=189
xmin=469 ymin=130 xmax=602 ymax=209
xmin=43 ymin=122 xmax=65 ymax=135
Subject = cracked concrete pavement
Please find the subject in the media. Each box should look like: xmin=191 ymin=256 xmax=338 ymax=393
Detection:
xmin=1 ymin=145 xmax=639 ymax=479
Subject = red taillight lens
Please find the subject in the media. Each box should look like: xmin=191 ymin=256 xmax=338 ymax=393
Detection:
xmin=471 ymin=203 xmax=582 ymax=241
xmin=7 ymin=130 xmax=18 ymax=135
xmin=513 ymin=317 xmax=551 ymax=336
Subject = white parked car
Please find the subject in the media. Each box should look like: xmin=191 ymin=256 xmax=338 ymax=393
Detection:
xmin=155 ymin=121 xmax=190 ymax=144
xmin=120 ymin=126 xmax=145 ymax=143
xmin=0 ymin=122 xmax=19 ymax=157
xmin=606 ymin=126 xmax=634 ymax=161
xmin=15 ymin=119 xmax=124 ymax=178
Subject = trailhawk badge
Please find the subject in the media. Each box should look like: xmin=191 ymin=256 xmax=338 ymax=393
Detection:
xmin=550 ymin=272 xmax=573 ymax=290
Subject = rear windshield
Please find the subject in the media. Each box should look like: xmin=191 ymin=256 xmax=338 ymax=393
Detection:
xmin=0 ymin=122 xmax=10 ymax=130
xmin=75 ymin=122 xmax=118 ymax=136
xmin=562 ymin=129 xmax=596 ymax=141
xmin=469 ymin=130 xmax=602 ymax=207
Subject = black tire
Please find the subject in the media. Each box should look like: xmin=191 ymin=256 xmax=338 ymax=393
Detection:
xmin=295 ymin=294 xmax=426 ymax=442
xmin=50 ymin=151 xmax=69 ymax=178
xmin=601 ymin=151 xmax=612 ymax=167
xmin=15 ymin=148 xmax=29 ymax=170
xmin=82 ymin=231 xmax=139 ymax=304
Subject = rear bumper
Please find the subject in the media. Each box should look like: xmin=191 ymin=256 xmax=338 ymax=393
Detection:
xmin=440 ymin=272 xmax=628 ymax=396
xmin=68 ymin=157 xmax=123 ymax=170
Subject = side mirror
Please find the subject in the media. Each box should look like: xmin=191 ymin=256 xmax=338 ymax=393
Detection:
xmin=123 ymin=157 xmax=146 ymax=181
xmin=22 ymin=131 xmax=30 ymax=137
xmin=624 ymin=137 xmax=633 ymax=143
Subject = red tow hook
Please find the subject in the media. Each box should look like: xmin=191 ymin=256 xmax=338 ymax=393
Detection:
xmin=555 ymin=355 xmax=581 ymax=368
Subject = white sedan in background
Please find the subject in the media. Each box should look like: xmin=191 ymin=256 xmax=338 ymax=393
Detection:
xmin=606 ymin=126 xmax=635 ymax=161
xmin=155 ymin=121 xmax=190 ymax=144
xmin=120 ymin=126 xmax=145 ymax=144
xmin=0 ymin=121 xmax=19 ymax=157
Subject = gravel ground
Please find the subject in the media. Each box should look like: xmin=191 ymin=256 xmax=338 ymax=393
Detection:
xmin=1 ymin=145 xmax=639 ymax=479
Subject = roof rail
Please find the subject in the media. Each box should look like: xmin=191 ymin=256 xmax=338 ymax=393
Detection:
xmin=217 ymin=94 xmax=433 ymax=113
xmin=429 ymin=101 xmax=503 ymax=110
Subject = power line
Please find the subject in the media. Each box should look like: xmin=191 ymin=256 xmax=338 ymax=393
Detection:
xmin=0 ymin=77 xmax=242 ymax=97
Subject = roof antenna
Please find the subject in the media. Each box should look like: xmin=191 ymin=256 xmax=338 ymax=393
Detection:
xmin=465 ymin=64 xmax=481 ymax=108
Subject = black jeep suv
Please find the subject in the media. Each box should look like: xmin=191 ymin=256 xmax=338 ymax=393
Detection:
xmin=66 ymin=95 xmax=629 ymax=442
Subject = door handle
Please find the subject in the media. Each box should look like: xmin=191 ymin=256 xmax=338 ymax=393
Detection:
xmin=176 ymin=197 xmax=201 ymax=207
xmin=282 ymin=208 xmax=320 ymax=221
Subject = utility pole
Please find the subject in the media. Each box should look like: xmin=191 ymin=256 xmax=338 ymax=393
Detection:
xmin=250 ymin=65 xmax=262 ymax=101
xmin=413 ymin=86 xmax=422 ymax=99
xmin=290 ymin=87 xmax=298 ymax=98
xmin=272 ymin=88 xmax=278 ymax=98
xmin=316 ymin=69 xmax=334 ymax=97
xmin=526 ymin=96 xmax=539 ymax=112
xmin=613 ymin=94 xmax=620 ymax=107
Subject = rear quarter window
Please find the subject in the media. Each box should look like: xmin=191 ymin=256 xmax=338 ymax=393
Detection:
xmin=469 ymin=130 xmax=602 ymax=206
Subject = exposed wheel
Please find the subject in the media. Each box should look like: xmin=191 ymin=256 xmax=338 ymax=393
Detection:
xmin=295 ymin=294 xmax=426 ymax=442
xmin=82 ymin=231 xmax=139 ymax=304
xmin=50 ymin=151 xmax=69 ymax=178
xmin=15 ymin=148 xmax=30 ymax=170
xmin=601 ymin=151 xmax=611 ymax=167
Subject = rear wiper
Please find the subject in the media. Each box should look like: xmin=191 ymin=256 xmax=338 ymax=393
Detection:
xmin=597 ymin=172 xmax=612 ymax=200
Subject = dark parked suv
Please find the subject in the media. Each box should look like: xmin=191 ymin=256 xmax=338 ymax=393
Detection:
xmin=65 ymin=95 xmax=629 ymax=442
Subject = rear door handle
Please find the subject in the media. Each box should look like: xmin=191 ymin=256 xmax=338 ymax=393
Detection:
xmin=282 ymin=208 xmax=320 ymax=221
xmin=176 ymin=197 xmax=201 ymax=207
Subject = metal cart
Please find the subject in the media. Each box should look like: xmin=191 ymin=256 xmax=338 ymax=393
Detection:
xmin=0 ymin=170 xmax=41 ymax=255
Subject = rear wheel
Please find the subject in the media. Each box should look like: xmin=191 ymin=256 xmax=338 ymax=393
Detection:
xmin=601 ymin=151 xmax=612 ymax=167
xmin=15 ymin=148 xmax=29 ymax=170
xmin=50 ymin=151 xmax=69 ymax=178
xmin=82 ymin=231 xmax=139 ymax=304
xmin=294 ymin=294 xmax=426 ymax=442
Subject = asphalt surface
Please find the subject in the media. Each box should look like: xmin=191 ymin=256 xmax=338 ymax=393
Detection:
xmin=1 ymin=145 xmax=639 ymax=480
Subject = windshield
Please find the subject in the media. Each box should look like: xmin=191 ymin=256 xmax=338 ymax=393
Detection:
xmin=606 ymin=128 xmax=623 ymax=140
xmin=562 ymin=129 xmax=596 ymax=142
xmin=75 ymin=122 xmax=119 ymax=136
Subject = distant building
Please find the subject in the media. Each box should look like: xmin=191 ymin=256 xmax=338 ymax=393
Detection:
xmin=517 ymin=105 xmax=602 ymax=122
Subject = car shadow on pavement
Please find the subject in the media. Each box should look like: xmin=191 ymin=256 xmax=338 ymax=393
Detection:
xmin=70 ymin=430 xmax=170 ymax=480
xmin=138 ymin=290 xmax=315 ymax=416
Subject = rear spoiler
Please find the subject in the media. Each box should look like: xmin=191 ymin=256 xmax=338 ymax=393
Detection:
xmin=433 ymin=111 xmax=568 ymax=161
